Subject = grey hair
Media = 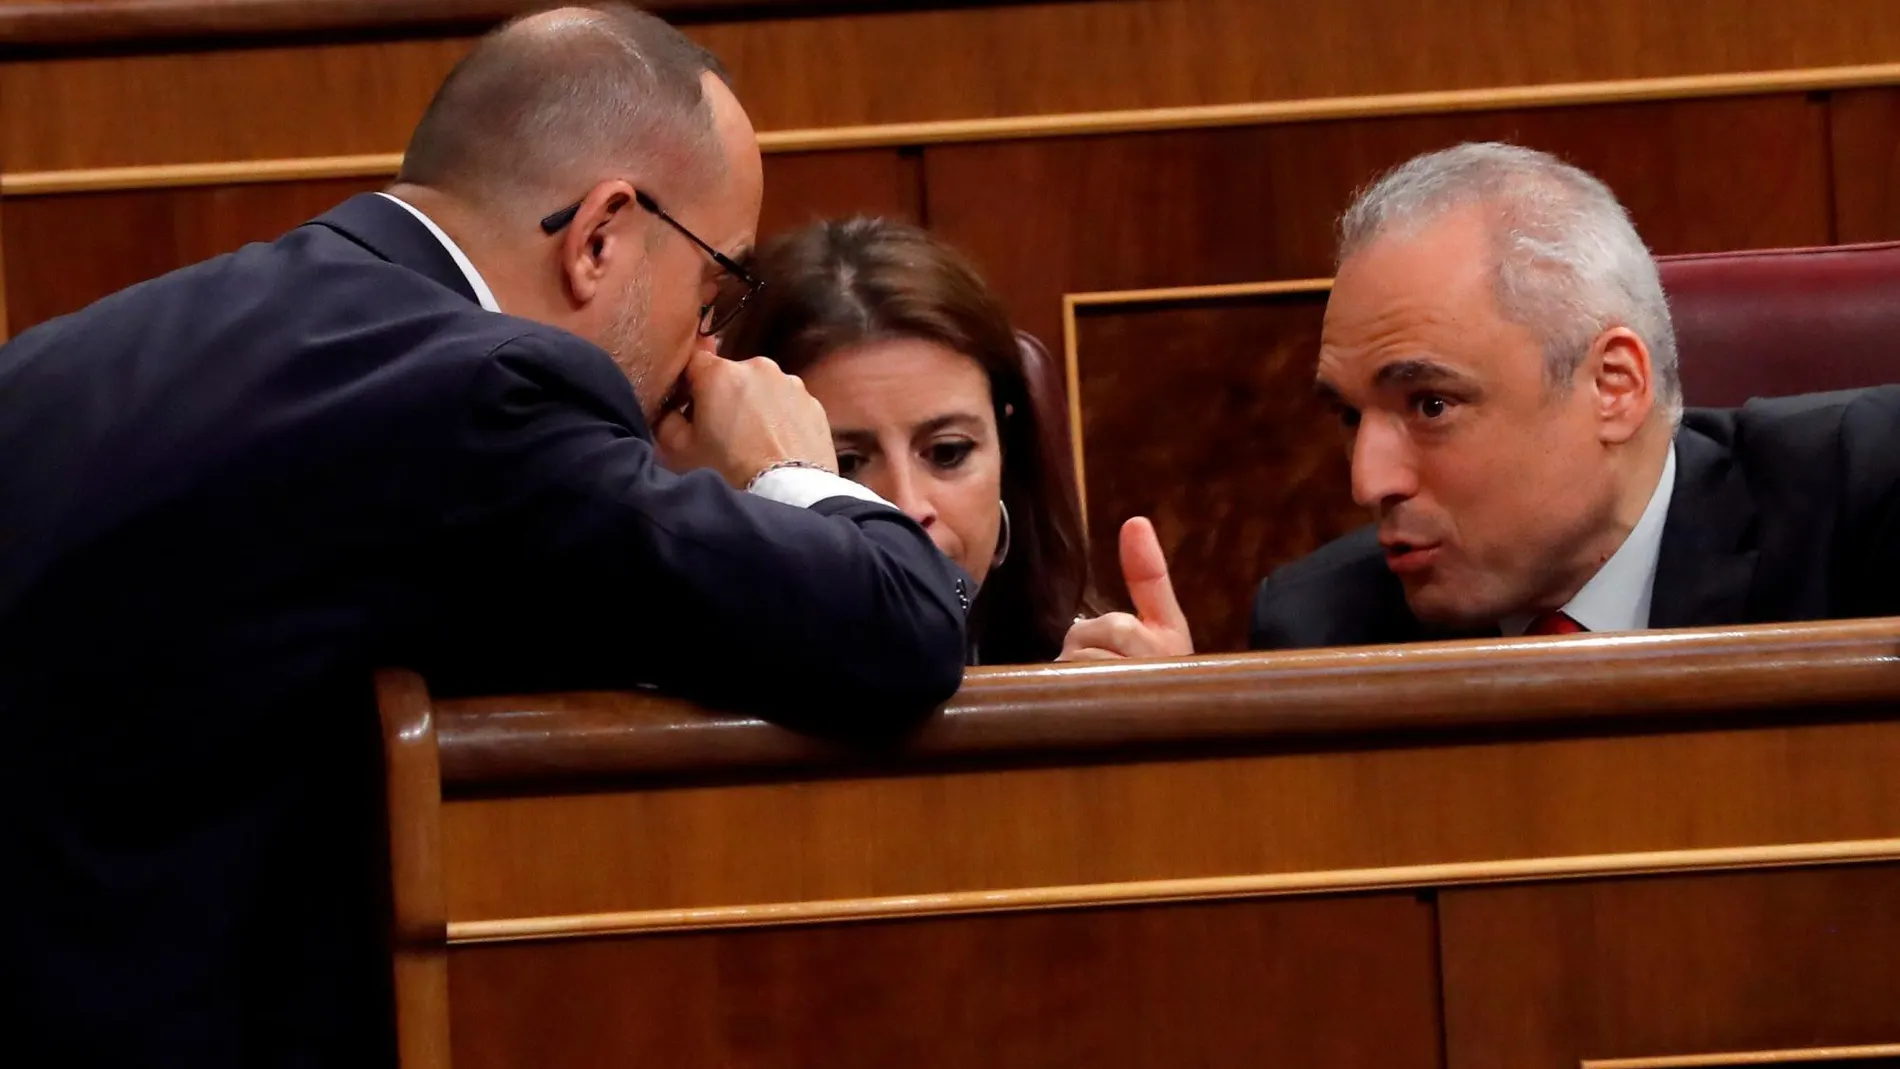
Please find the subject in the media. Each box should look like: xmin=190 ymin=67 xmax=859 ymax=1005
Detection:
xmin=398 ymin=4 xmax=729 ymax=224
xmin=1338 ymin=142 xmax=1681 ymax=423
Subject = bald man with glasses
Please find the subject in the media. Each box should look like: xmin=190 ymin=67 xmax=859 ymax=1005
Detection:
xmin=0 ymin=6 xmax=968 ymax=1066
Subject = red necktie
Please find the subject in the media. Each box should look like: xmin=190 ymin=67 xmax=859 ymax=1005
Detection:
xmin=1524 ymin=611 xmax=1586 ymax=636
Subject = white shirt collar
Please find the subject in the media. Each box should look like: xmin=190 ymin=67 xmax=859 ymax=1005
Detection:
xmin=374 ymin=192 xmax=501 ymax=313
xmin=1502 ymin=443 xmax=1677 ymax=636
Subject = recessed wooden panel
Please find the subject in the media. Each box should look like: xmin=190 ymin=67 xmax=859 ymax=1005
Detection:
xmin=11 ymin=1 xmax=1900 ymax=171
xmin=928 ymin=93 xmax=1833 ymax=347
xmin=0 ymin=176 xmax=385 ymax=335
xmin=439 ymin=717 xmax=1900 ymax=921
xmin=1071 ymin=292 xmax=1354 ymax=650
xmin=1829 ymin=88 xmax=1900 ymax=243
xmin=447 ymin=892 xmax=1442 ymax=1069
xmin=699 ymin=0 xmax=1900 ymax=131
xmin=0 ymin=150 xmax=905 ymax=336
xmin=0 ymin=36 xmax=476 ymax=171
xmin=757 ymin=148 xmax=920 ymax=240
xmin=1439 ymin=865 xmax=1900 ymax=1069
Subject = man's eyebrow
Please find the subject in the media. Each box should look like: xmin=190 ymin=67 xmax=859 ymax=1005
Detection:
xmin=1372 ymin=358 xmax=1481 ymax=390
xmin=1312 ymin=380 xmax=1348 ymax=406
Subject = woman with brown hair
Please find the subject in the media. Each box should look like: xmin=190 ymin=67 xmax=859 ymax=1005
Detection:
xmin=720 ymin=217 xmax=1098 ymax=664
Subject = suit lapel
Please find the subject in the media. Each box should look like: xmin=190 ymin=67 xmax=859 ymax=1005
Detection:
xmin=305 ymin=193 xmax=482 ymax=306
xmin=1648 ymin=423 xmax=1761 ymax=629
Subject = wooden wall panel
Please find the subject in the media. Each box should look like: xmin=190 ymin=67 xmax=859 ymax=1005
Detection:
xmin=438 ymin=718 xmax=1900 ymax=920
xmin=447 ymin=893 xmax=1442 ymax=1069
xmin=929 ymin=93 xmax=1834 ymax=348
xmin=691 ymin=0 xmax=1900 ymax=131
xmin=1 ymin=176 xmax=385 ymax=333
xmin=1071 ymin=292 xmax=1353 ymax=651
xmin=1439 ymin=865 xmax=1900 ymax=1069
xmin=10 ymin=1 xmax=1900 ymax=172
xmin=755 ymin=148 xmax=920 ymax=241
xmin=1829 ymin=88 xmax=1900 ymax=243
xmin=0 ymin=150 xmax=913 ymax=336
xmin=0 ymin=37 xmax=476 ymax=171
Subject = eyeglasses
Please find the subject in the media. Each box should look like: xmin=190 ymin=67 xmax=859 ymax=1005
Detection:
xmin=539 ymin=189 xmax=762 ymax=336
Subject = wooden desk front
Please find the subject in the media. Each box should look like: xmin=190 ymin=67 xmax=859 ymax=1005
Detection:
xmin=378 ymin=620 xmax=1900 ymax=1068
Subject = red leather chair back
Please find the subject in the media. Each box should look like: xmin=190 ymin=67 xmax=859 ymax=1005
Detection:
xmin=1660 ymin=241 xmax=1900 ymax=407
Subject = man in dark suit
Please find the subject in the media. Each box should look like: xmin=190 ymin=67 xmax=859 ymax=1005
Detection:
xmin=0 ymin=7 xmax=967 ymax=1067
xmin=1250 ymin=386 xmax=1900 ymax=648
xmin=1059 ymin=142 xmax=1900 ymax=660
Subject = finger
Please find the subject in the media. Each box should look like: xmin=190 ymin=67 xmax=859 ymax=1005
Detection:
xmin=1061 ymin=613 xmax=1142 ymax=657
xmin=1120 ymin=517 xmax=1189 ymax=635
xmin=681 ymin=347 xmax=726 ymax=387
xmin=653 ymin=407 xmax=695 ymax=457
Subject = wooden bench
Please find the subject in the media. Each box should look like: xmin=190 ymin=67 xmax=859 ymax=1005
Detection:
xmin=377 ymin=618 xmax=1900 ymax=1068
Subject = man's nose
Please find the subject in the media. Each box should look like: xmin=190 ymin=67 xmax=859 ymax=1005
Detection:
xmin=1350 ymin=417 xmax=1420 ymax=512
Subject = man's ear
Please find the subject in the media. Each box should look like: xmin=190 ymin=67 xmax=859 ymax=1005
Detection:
xmin=1588 ymin=326 xmax=1655 ymax=445
xmin=557 ymin=180 xmax=637 ymax=306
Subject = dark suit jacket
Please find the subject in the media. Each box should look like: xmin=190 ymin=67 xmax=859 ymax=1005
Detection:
xmin=1251 ymin=387 xmax=1900 ymax=650
xmin=0 ymin=194 xmax=970 ymax=1068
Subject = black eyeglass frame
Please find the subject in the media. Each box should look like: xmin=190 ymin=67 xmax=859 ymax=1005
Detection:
xmin=538 ymin=188 xmax=761 ymax=335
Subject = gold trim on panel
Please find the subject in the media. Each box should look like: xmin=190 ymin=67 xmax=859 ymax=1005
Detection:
xmin=0 ymin=196 xmax=10 ymax=341
xmin=1069 ymin=277 xmax=1335 ymax=309
xmin=1 ymin=153 xmax=404 ymax=196
xmin=6 ymin=62 xmax=1900 ymax=196
xmin=444 ymin=837 xmax=1900 ymax=945
xmin=754 ymin=62 xmax=1900 ymax=152
xmin=1060 ymin=293 xmax=1089 ymax=525
xmin=1582 ymin=1043 xmax=1900 ymax=1068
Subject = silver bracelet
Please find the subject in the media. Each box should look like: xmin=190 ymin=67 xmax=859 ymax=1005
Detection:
xmin=744 ymin=459 xmax=833 ymax=492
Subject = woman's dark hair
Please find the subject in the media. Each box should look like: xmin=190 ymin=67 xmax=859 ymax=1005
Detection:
xmin=720 ymin=217 xmax=1098 ymax=663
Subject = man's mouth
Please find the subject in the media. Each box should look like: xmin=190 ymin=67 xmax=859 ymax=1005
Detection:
xmin=1381 ymin=539 xmax=1441 ymax=574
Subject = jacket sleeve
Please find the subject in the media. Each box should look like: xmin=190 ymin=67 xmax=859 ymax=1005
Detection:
xmin=1833 ymin=386 xmax=1900 ymax=618
xmin=420 ymin=332 xmax=970 ymax=721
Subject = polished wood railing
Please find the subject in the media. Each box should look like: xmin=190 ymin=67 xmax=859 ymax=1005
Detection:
xmin=379 ymin=619 xmax=1900 ymax=1068
xmin=0 ymin=0 xmax=1074 ymax=50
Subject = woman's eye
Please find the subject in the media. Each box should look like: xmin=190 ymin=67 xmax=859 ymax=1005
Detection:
xmin=927 ymin=441 xmax=976 ymax=470
xmin=836 ymin=452 xmax=865 ymax=478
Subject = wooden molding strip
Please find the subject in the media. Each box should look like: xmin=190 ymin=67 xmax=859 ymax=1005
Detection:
xmin=0 ymin=0 xmax=1066 ymax=50
xmin=9 ymin=62 xmax=1900 ymax=197
xmin=375 ymin=670 xmax=452 ymax=1069
xmin=444 ymin=837 xmax=1900 ymax=945
xmin=438 ymin=619 xmax=1900 ymax=786
xmin=0 ymin=198 xmax=10 ymax=342
xmin=1583 ymin=1043 xmax=1900 ymax=1068
xmin=1069 ymin=277 xmax=1334 ymax=310
xmin=0 ymin=154 xmax=405 ymax=197
xmin=1059 ymin=292 xmax=1092 ymax=524
xmin=757 ymin=61 xmax=1900 ymax=152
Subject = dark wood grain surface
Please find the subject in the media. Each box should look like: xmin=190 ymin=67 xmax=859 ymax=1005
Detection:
xmin=1440 ymin=865 xmax=1900 ymax=1068
xmin=446 ymin=892 xmax=1442 ymax=1069
xmin=1 ymin=150 xmax=912 ymax=334
xmin=1829 ymin=88 xmax=1900 ymax=244
xmin=1071 ymin=292 xmax=1355 ymax=650
xmin=1 ymin=176 xmax=385 ymax=332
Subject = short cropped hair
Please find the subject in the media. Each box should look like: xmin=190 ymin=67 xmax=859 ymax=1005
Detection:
xmin=1339 ymin=142 xmax=1681 ymax=421
xmin=398 ymin=3 xmax=730 ymax=223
